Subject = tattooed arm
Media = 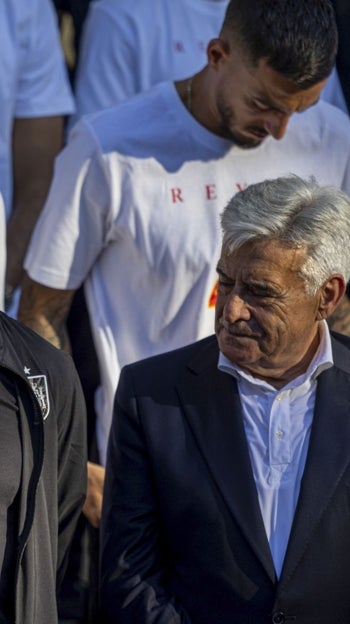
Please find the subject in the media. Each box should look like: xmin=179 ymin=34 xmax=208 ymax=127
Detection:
xmin=18 ymin=273 xmax=75 ymax=351
xmin=6 ymin=117 xmax=65 ymax=295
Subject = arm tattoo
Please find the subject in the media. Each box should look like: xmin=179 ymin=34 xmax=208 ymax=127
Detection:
xmin=18 ymin=276 xmax=74 ymax=351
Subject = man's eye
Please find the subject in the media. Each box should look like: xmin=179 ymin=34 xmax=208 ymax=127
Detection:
xmin=218 ymin=280 xmax=233 ymax=289
xmin=251 ymin=100 xmax=270 ymax=112
xmin=250 ymin=287 xmax=275 ymax=298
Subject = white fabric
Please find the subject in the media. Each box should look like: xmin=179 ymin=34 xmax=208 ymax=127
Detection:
xmin=73 ymin=0 xmax=229 ymax=121
xmin=322 ymin=67 xmax=348 ymax=114
xmin=218 ymin=321 xmax=333 ymax=578
xmin=25 ymin=82 xmax=350 ymax=464
xmin=0 ymin=0 xmax=75 ymax=218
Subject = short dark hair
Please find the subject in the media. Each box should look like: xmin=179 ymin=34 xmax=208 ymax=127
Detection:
xmin=221 ymin=0 xmax=338 ymax=88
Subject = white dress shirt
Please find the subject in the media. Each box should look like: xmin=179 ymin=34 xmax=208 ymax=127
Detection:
xmin=218 ymin=321 xmax=333 ymax=577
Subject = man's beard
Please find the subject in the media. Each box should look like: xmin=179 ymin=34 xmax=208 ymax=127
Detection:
xmin=216 ymin=93 xmax=268 ymax=149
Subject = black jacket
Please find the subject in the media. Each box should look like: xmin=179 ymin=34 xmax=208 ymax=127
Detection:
xmin=0 ymin=312 xmax=87 ymax=624
xmin=101 ymin=331 xmax=350 ymax=624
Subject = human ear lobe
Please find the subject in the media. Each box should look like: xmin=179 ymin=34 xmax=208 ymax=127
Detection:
xmin=317 ymin=275 xmax=346 ymax=320
xmin=207 ymin=38 xmax=230 ymax=68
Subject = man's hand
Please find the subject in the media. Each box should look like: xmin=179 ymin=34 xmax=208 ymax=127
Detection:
xmin=83 ymin=461 xmax=105 ymax=528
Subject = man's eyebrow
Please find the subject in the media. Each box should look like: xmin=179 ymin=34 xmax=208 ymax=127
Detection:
xmin=255 ymin=92 xmax=321 ymax=116
xmin=259 ymin=96 xmax=294 ymax=116
xmin=216 ymin=266 xmax=227 ymax=276
xmin=251 ymin=93 xmax=290 ymax=115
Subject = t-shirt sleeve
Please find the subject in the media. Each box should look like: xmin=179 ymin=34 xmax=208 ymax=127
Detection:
xmin=14 ymin=0 xmax=75 ymax=118
xmin=24 ymin=120 xmax=112 ymax=289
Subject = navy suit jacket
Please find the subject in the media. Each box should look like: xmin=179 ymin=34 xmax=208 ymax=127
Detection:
xmin=100 ymin=332 xmax=350 ymax=624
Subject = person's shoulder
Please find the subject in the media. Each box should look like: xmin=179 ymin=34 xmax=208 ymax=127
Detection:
xmin=122 ymin=335 xmax=218 ymax=382
xmin=0 ymin=313 xmax=74 ymax=378
xmin=81 ymin=82 xmax=176 ymax=154
xmin=116 ymin=336 xmax=219 ymax=405
xmin=311 ymin=100 xmax=349 ymax=126
xmin=290 ymin=100 xmax=350 ymax=141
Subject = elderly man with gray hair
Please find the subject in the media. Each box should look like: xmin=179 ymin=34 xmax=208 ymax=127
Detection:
xmin=100 ymin=175 xmax=350 ymax=624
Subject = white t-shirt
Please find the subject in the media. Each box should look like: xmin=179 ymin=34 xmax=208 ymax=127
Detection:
xmin=0 ymin=196 xmax=6 ymax=310
xmin=322 ymin=67 xmax=348 ymax=115
xmin=73 ymin=0 xmax=229 ymax=120
xmin=25 ymin=82 xmax=350 ymax=464
xmin=0 ymin=0 xmax=75 ymax=218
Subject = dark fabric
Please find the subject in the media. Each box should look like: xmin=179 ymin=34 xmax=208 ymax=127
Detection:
xmin=0 ymin=370 xmax=21 ymax=623
xmin=59 ymin=287 xmax=100 ymax=623
xmin=0 ymin=312 xmax=87 ymax=624
xmin=330 ymin=0 xmax=350 ymax=112
xmin=67 ymin=286 xmax=99 ymax=453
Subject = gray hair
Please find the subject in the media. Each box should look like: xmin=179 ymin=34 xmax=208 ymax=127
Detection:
xmin=221 ymin=175 xmax=350 ymax=296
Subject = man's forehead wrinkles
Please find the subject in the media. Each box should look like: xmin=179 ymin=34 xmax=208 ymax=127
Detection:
xmin=218 ymin=259 xmax=282 ymax=287
xmin=219 ymin=249 xmax=302 ymax=291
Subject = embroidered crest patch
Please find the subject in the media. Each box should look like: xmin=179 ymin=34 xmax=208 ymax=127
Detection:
xmin=27 ymin=375 xmax=50 ymax=420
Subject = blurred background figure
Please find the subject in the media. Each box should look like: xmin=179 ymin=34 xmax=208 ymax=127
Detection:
xmin=2 ymin=0 xmax=74 ymax=315
xmin=72 ymin=0 xmax=229 ymax=122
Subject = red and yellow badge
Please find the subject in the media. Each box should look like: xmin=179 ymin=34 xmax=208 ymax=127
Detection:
xmin=208 ymin=280 xmax=218 ymax=308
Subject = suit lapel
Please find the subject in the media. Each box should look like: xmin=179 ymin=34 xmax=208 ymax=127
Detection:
xmin=175 ymin=337 xmax=275 ymax=581
xmin=280 ymin=337 xmax=350 ymax=584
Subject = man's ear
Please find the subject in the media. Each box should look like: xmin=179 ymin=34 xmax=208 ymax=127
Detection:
xmin=317 ymin=275 xmax=346 ymax=320
xmin=207 ymin=38 xmax=231 ymax=69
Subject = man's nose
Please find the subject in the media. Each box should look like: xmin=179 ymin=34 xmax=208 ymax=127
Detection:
xmin=264 ymin=112 xmax=290 ymax=140
xmin=223 ymin=292 xmax=250 ymax=323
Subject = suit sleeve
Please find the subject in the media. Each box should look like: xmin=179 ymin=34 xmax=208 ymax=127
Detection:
xmin=99 ymin=366 xmax=192 ymax=623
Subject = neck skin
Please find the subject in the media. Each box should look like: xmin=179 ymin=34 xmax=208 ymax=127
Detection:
xmin=175 ymin=70 xmax=219 ymax=135
xmin=251 ymin=329 xmax=320 ymax=390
